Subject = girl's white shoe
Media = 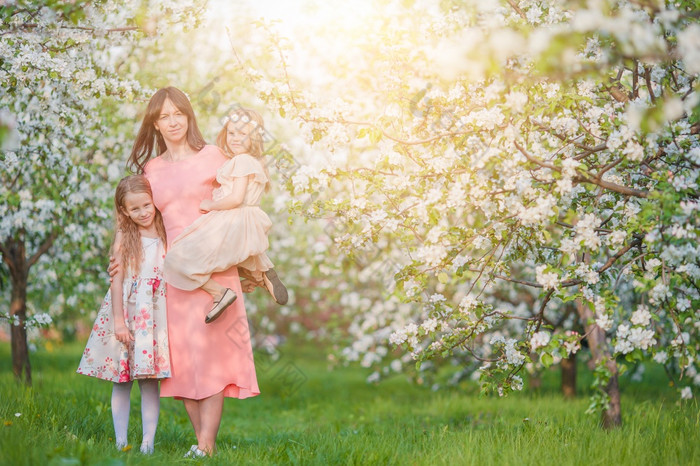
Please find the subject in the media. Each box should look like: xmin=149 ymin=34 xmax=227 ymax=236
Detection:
xmin=184 ymin=444 xmax=206 ymax=458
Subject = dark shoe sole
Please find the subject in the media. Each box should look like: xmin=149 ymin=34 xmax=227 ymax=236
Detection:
xmin=205 ymin=288 xmax=237 ymax=323
xmin=263 ymin=269 xmax=288 ymax=305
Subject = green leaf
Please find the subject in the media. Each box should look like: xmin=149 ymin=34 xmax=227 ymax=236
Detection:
xmin=541 ymin=353 xmax=553 ymax=368
xmin=369 ymin=128 xmax=382 ymax=144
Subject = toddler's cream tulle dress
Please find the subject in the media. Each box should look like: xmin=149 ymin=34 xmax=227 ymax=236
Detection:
xmin=163 ymin=153 xmax=273 ymax=291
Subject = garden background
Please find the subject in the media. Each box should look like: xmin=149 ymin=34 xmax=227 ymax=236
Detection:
xmin=1 ymin=0 xmax=699 ymax=464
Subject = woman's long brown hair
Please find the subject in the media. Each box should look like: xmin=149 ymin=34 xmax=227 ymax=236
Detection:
xmin=215 ymin=107 xmax=271 ymax=192
xmin=113 ymin=175 xmax=167 ymax=275
xmin=128 ymin=87 xmax=206 ymax=174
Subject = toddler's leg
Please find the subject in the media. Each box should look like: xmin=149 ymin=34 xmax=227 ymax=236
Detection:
xmin=111 ymin=381 xmax=133 ymax=449
xmin=201 ymin=278 xmax=237 ymax=324
xmin=237 ymin=267 xmax=263 ymax=293
xmin=201 ymin=279 xmax=225 ymax=301
xmin=238 ymin=267 xmax=264 ymax=286
xmin=138 ymin=379 xmax=160 ymax=454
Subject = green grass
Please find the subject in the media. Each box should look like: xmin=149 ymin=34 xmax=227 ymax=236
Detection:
xmin=1 ymin=341 xmax=699 ymax=465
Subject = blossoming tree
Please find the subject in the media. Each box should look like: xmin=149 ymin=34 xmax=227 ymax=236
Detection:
xmin=0 ymin=0 xmax=204 ymax=384
xmin=240 ymin=0 xmax=699 ymax=427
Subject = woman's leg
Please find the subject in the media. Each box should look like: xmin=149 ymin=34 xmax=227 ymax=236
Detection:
xmin=182 ymin=398 xmax=202 ymax=440
xmin=182 ymin=391 xmax=225 ymax=454
xmin=138 ymin=379 xmax=160 ymax=453
xmin=111 ymin=381 xmax=133 ymax=448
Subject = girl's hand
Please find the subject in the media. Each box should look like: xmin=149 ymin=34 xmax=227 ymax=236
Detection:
xmin=199 ymin=199 xmax=214 ymax=213
xmin=114 ymin=323 xmax=134 ymax=344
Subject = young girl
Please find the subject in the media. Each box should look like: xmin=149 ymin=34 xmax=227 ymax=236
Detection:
xmin=77 ymin=175 xmax=170 ymax=454
xmin=163 ymin=107 xmax=287 ymax=323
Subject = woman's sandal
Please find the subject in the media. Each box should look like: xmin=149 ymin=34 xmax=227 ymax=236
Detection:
xmin=183 ymin=444 xmax=206 ymax=458
xmin=205 ymin=288 xmax=237 ymax=323
xmin=263 ymin=269 xmax=288 ymax=305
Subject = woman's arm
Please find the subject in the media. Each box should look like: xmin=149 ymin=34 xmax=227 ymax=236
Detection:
xmin=200 ymin=175 xmax=250 ymax=212
xmin=110 ymin=231 xmax=133 ymax=344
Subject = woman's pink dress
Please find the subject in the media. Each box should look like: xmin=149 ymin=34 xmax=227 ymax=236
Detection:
xmin=145 ymin=144 xmax=260 ymax=400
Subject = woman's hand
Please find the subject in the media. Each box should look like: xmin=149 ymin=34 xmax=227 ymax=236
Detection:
xmin=108 ymin=255 xmax=121 ymax=282
xmin=114 ymin=323 xmax=134 ymax=345
xmin=241 ymin=280 xmax=257 ymax=293
xmin=200 ymin=199 xmax=214 ymax=213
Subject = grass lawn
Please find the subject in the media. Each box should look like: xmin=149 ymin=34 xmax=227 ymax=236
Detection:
xmin=1 ymin=340 xmax=699 ymax=465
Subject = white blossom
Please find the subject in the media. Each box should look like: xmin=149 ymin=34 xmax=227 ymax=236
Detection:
xmin=630 ymin=305 xmax=652 ymax=327
xmin=530 ymin=331 xmax=550 ymax=350
xmin=678 ymin=24 xmax=700 ymax=75
xmin=681 ymin=386 xmax=693 ymax=400
xmin=653 ymin=351 xmax=668 ymax=364
xmin=596 ymin=314 xmax=613 ymax=332
xmin=535 ymin=265 xmax=559 ymax=290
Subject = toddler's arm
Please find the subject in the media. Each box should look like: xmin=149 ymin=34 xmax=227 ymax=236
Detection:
xmin=110 ymin=231 xmax=134 ymax=344
xmin=200 ymin=175 xmax=251 ymax=212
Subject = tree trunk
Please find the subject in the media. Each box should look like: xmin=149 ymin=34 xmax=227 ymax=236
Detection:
xmin=561 ymin=352 xmax=576 ymax=399
xmin=2 ymin=238 xmax=31 ymax=385
xmin=575 ymin=298 xmax=621 ymax=428
xmin=10 ymin=279 xmax=31 ymax=385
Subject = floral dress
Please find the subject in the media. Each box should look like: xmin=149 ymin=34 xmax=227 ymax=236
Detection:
xmin=77 ymin=236 xmax=171 ymax=383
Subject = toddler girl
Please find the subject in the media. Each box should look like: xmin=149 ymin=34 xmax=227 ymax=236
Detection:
xmin=163 ymin=107 xmax=287 ymax=323
xmin=77 ymin=175 xmax=170 ymax=454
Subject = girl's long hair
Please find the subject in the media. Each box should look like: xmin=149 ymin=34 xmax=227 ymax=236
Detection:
xmin=128 ymin=87 xmax=206 ymax=174
xmin=215 ymin=107 xmax=271 ymax=192
xmin=113 ymin=175 xmax=167 ymax=275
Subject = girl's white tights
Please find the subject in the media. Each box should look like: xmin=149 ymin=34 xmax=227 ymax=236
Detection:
xmin=111 ymin=379 xmax=160 ymax=453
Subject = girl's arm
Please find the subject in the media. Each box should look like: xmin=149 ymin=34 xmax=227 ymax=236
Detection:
xmin=110 ymin=231 xmax=133 ymax=344
xmin=200 ymin=175 xmax=250 ymax=212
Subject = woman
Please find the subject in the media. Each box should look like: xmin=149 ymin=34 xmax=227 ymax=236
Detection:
xmin=127 ymin=86 xmax=260 ymax=456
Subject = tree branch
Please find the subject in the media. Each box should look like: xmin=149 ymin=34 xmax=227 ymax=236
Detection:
xmin=644 ymin=66 xmax=656 ymax=104
xmin=468 ymin=269 xmax=543 ymax=288
xmin=574 ymin=143 xmax=607 ymax=161
xmin=597 ymin=238 xmax=643 ymax=275
xmin=533 ymin=121 xmax=597 ymax=152
xmin=534 ymin=289 xmax=555 ymax=332
xmin=594 ymin=157 xmax=624 ymax=180
xmin=506 ymin=0 xmax=527 ymax=20
xmin=573 ymin=172 xmax=649 ymax=198
xmin=27 ymin=231 xmax=58 ymax=268
xmin=5 ymin=24 xmax=139 ymax=34
xmin=513 ymin=141 xmax=558 ymax=171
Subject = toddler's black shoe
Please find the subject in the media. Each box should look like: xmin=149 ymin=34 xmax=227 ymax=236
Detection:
xmin=263 ymin=269 xmax=288 ymax=305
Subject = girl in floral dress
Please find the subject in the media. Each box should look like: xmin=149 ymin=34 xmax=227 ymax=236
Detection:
xmin=77 ymin=175 xmax=170 ymax=454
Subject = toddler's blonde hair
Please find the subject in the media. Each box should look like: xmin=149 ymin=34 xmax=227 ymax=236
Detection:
xmin=216 ymin=107 xmax=270 ymax=192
